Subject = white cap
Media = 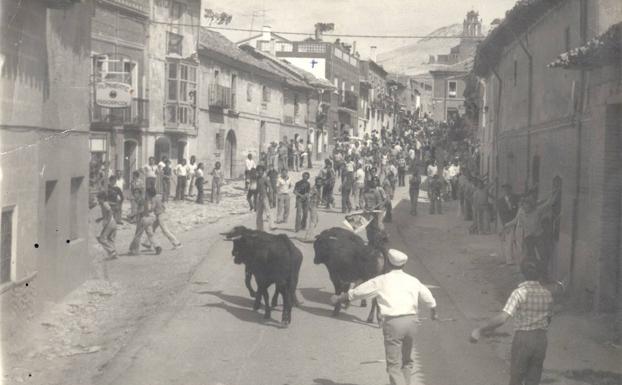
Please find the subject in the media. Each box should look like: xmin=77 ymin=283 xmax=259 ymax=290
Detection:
xmin=388 ymin=249 xmax=408 ymax=267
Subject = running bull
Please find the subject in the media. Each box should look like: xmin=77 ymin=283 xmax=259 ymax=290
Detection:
xmin=222 ymin=226 xmax=302 ymax=326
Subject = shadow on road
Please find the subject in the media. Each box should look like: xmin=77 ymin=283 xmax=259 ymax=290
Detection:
xmin=312 ymin=378 xmax=360 ymax=385
xmin=299 ymin=287 xmax=332 ymax=305
xmin=200 ymin=302 xmax=284 ymax=329
xmin=195 ymin=290 xmax=254 ymax=308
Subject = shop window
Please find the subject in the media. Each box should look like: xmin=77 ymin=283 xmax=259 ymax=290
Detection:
xmin=448 ymin=81 xmax=457 ymax=98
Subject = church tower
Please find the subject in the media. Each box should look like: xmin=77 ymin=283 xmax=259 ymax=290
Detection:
xmin=463 ymin=10 xmax=482 ymax=37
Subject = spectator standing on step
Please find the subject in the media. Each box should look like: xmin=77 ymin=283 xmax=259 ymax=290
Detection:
xmin=187 ymin=155 xmax=197 ymax=197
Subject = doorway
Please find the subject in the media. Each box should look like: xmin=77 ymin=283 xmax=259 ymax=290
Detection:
xmin=154 ymin=136 xmax=171 ymax=164
xmin=177 ymin=141 xmax=187 ymax=162
xmin=123 ymin=140 xmax=138 ymax=190
xmin=224 ymin=130 xmax=237 ymax=179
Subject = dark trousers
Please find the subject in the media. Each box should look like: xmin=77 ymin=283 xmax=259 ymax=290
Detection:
xmin=308 ymin=153 xmax=312 ymax=168
xmin=322 ymin=183 xmax=334 ymax=207
xmin=247 ymin=190 xmax=257 ymax=210
xmin=398 ymin=168 xmax=405 ymax=187
xmin=429 ymin=194 xmax=442 ymax=214
xmin=510 ymin=330 xmax=547 ymax=385
xmin=146 ymin=177 xmax=156 ymax=193
xmin=196 ymin=177 xmax=204 ymax=204
xmin=176 ymin=176 xmax=187 ymax=200
xmin=341 ymin=186 xmax=352 ymax=213
xmin=384 ymin=200 xmax=392 ymax=222
xmin=409 ymin=189 xmax=419 ymax=215
xmin=295 ymin=198 xmax=308 ymax=232
xmin=162 ymin=177 xmax=171 ymax=203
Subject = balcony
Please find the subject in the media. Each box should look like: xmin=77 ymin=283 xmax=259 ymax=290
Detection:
xmin=165 ymin=103 xmax=196 ymax=130
xmin=338 ymin=91 xmax=358 ymax=111
xmin=91 ymin=98 xmax=149 ymax=127
xmin=208 ymin=84 xmax=232 ymax=109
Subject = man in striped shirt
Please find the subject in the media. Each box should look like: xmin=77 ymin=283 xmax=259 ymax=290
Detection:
xmin=470 ymin=259 xmax=564 ymax=385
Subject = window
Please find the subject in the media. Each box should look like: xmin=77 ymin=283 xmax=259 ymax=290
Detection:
xmin=92 ymin=54 xmax=108 ymax=82
xmin=167 ymin=32 xmax=183 ymax=55
xmin=276 ymin=42 xmax=293 ymax=52
xmin=564 ymin=26 xmax=571 ymax=52
xmin=1 ymin=207 xmax=15 ymax=284
xmin=448 ymin=81 xmax=457 ymax=98
xmin=169 ymin=0 xmax=186 ymax=20
xmin=262 ymin=85 xmax=270 ymax=103
xmin=166 ymin=61 xmax=197 ymax=126
xmin=69 ymin=177 xmax=83 ymax=241
xmin=247 ymin=83 xmax=253 ymax=102
xmin=513 ymin=60 xmax=518 ymax=87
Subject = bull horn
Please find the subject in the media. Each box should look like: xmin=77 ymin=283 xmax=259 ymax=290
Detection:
xmin=227 ymin=235 xmax=242 ymax=241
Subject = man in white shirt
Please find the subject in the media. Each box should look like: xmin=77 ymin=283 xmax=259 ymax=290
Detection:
xmin=427 ymin=160 xmax=438 ymax=177
xmin=245 ymin=153 xmax=256 ymax=190
xmin=276 ymin=169 xmax=292 ymax=224
xmin=331 ymin=249 xmax=437 ymax=385
xmin=353 ymin=163 xmax=366 ymax=210
xmin=174 ymin=159 xmax=188 ymax=201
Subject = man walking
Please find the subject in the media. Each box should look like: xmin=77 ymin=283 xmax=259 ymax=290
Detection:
xmin=353 ymin=162 xmax=366 ymax=210
xmin=150 ymin=187 xmax=182 ymax=250
xmin=428 ymin=174 xmax=443 ymax=215
xmin=276 ymin=169 xmax=292 ymax=224
xmin=331 ymin=249 xmax=437 ymax=385
xmin=409 ymin=169 xmax=421 ymax=215
xmin=470 ymin=259 xmax=564 ymax=385
xmin=95 ymin=191 xmax=117 ymax=260
xmin=128 ymin=187 xmax=161 ymax=256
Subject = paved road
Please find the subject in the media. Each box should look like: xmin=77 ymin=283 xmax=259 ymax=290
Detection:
xmin=93 ymin=188 xmax=509 ymax=385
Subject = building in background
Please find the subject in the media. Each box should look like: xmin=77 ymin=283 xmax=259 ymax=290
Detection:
xmin=411 ymin=74 xmax=434 ymax=118
xmin=148 ymin=0 xmax=202 ymax=166
xmin=359 ymin=54 xmax=390 ymax=141
xmin=197 ymin=29 xmax=285 ymax=178
xmin=472 ymin=0 xmax=622 ymax=317
xmin=0 ymin=0 xmax=92 ymax=334
xmin=89 ymin=0 xmax=150 ymax=189
xmin=429 ymin=58 xmax=472 ymax=122
xmin=248 ymin=25 xmax=361 ymax=152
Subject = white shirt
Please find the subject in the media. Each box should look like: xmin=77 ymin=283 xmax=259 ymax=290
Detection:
xmin=347 ymin=270 xmax=437 ymax=317
xmin=144 ymin=164 xmax=158 ymax=178
xmin=355 ymin=168 xmax=365 ymax=185
xmin=449 ymin=165 xmax=460 ymax=178
xmin=427 ymin=164 xmax=438 ymax=177
xmin=187 ymin=163 xmax=197 ymax=176
xmin=276 ymin=176 xmax=292 ymax=194
xmin=175 ymin=164 xmax=187 ymax=177
xmin=245 ymin=158 xmax=256 ymax=171
xmin=408 ymin=149 xmax=416 ymax=160
xmin=345 ymin=161 xmax=354 ymax=173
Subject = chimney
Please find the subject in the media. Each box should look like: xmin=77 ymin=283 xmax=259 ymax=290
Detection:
xmin=370 ymin=46 xmax=377 ymax=62
xmin=262 ymin=25 xmax=271 ymax=41
xmin=352 ymin=41 xmax=357 ymax=56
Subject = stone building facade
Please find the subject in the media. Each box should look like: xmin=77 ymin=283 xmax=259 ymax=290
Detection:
xmin=473 ymin=0 xmax=622 ymax=312
xmin=0 ymin=0 xmax=92 ymax=334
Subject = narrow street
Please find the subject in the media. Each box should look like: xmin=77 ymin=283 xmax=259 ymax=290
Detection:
xmin=86 ymin=187 xmax=510 ymax=385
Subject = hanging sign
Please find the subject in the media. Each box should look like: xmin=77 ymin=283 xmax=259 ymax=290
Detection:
xmin=95 ymin=82 xmax=132 ymax=108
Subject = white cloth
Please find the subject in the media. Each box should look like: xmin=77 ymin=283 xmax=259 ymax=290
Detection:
xmin=347 ymin=270 xmax=436 ymax=317
xmin=245 ymin=158 xmax=256 ymax=171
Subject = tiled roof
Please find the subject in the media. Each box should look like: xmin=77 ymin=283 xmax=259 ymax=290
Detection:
xmin=548 ymin=22 xmax=622 ymax=69
xmin=199 ymin=28 xmax=282 ymax=78
xmin=473 ymin=0 xmax=566 ymax=76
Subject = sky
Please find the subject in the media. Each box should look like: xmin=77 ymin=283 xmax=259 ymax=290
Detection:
xmin=201 ymin=0 xmax=518 ymax=57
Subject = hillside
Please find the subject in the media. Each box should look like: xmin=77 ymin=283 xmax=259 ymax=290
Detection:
xmin=377 ymin=23 xmax=475 ymax=75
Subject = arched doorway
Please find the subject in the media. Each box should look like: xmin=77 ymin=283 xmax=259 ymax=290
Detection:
xmin=154 ymin=136 xmax=171 ymax=164
xmin=123 ymin=140 xmax=138 ymax=190
xmin=224 ymin=130 xmax=237 ymax=179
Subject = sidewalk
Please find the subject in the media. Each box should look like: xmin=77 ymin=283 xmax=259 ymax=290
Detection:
xmin=2 ymin=164 xmax=321 ymax=385
xmin=389 ymin=188 xmax=621 ymax=385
